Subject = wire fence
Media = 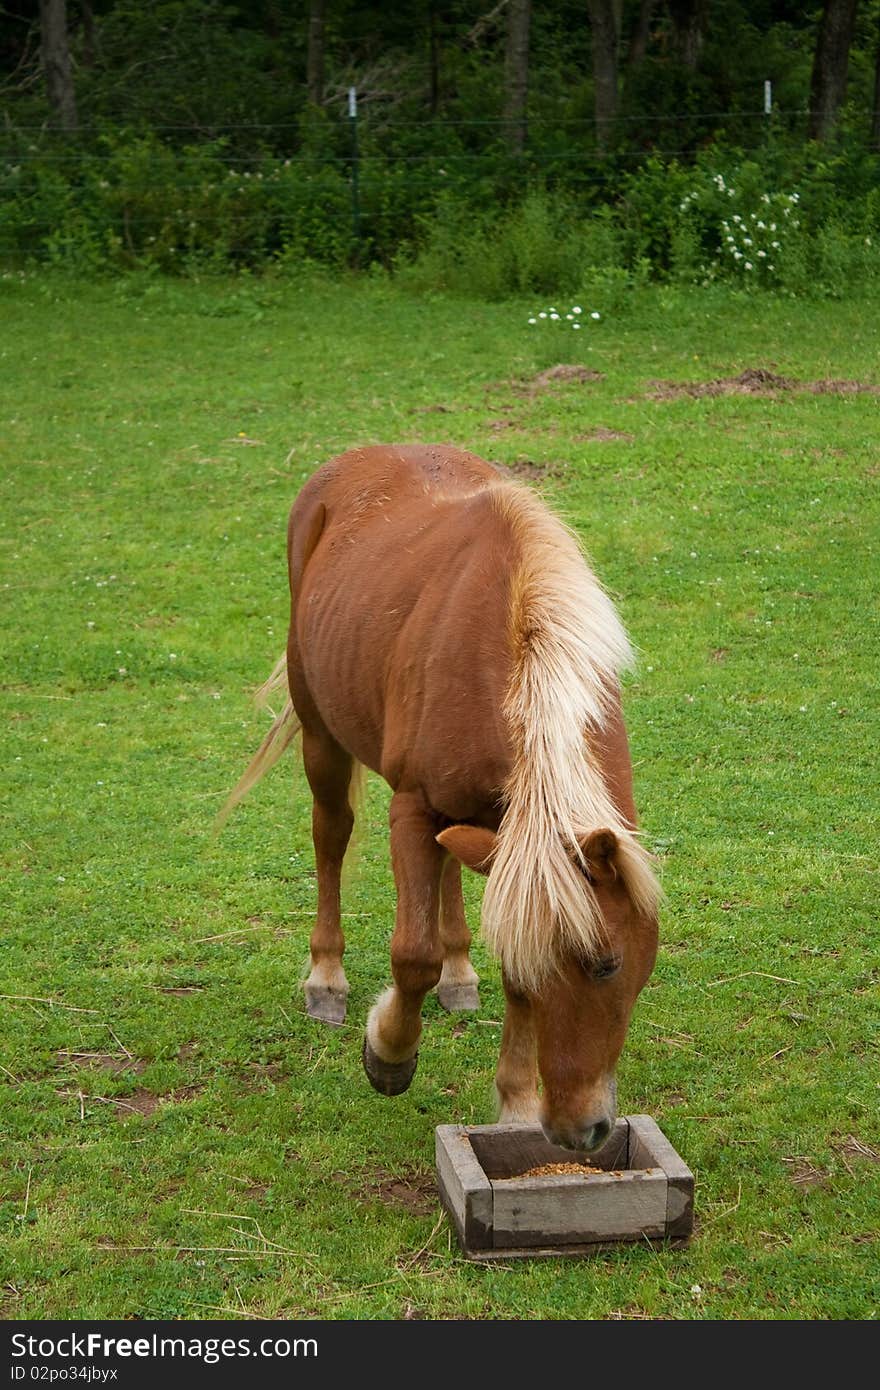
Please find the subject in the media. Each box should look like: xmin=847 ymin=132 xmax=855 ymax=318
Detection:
xmin=2 ymin=105 xmax=878 ymax=266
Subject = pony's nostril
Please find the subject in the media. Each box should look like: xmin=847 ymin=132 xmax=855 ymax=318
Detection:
xmin=591 ymin=1118 xmax=612 ymax=1148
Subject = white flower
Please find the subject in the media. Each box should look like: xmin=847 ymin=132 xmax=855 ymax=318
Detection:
xmin=572 ymin=306 xmax=582 ymax=314
xmin=528 ymin=317 xmax=537 ymax=324
xmin=743 ymin=237 xmax=753 ymax=247
xmin=566 ymin=313 xmax=574 ymax=320
xmin=591 ymin=311 xmax=601 ymax=320
xmin=757 ymin=250 xmax=766 ymax=258
xmin=734 ymin=251 xmax=742 ymax=260
xmin=572 ymin=322 xmax=581 ymax=329
xmin=538 ymin=312 xmax=547 ymax=318
xmin=772 ymin=241 xmax=780 ymax=249
xmin=757 ymin=221 xmax=765 ymax=229
xmin=550 ymin=313 xmax=560 ymax=320
xmin=745 ymin=261 xmax=753 ymax=270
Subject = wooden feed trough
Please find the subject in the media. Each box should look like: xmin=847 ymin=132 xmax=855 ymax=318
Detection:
xmin=435 ymin=1116 xmax=694 ymax=1260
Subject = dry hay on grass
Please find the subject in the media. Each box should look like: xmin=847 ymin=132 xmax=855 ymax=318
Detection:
xmin=647 ymin=367 xmax=880 ymax=400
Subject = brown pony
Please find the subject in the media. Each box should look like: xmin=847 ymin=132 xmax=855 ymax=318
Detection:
xmin=222 ymin=445 xmax=661 ymax=1151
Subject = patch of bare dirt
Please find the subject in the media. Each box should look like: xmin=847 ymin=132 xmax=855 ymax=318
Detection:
xmin=487 ymin=365 xmax=605 ymax=399
xmin=354 ymin=1168 xmax=438 ymax=1216
xmin=494 ymin=457 xmax=566 ymax=482
xmin=646 ymin=367 xmax=880 ymax=401
xmin=519 ymin=366 xmax=605 ymax=397
xmin=809 ymin=379 xmax=880 ymax=395
xmin=833 ymin=1135 xmax=880 ymax=1167
xmin=573 ymin=427 xmax=634 ymax=443
xmin=648 ymin=368 xmax=793 ymax=399
xmin=783 ymin=1155 xmax=830 ymax=1187
xmin=112 ymin=1089 xmax=162 ymax=1117
xmin=409 ymin=403 xmax=454 ymax=414
xmin=530 ymin=364 xmax=605 ymax=389
xmin=58 ymin=1083 xmax=205 ymax=1119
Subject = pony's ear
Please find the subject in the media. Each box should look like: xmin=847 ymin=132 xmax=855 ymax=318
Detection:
xmin=436 ymin=825 xmax=497 ymax=875
xmin=577 ymin=828 xmax=620 ymax=884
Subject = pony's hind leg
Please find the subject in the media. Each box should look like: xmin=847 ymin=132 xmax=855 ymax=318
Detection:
xmin=363 ymin=792 xmax=444 ymax=1095
xmin=495 ymin=975 xmax=540 ymax=1123
xmin=302 ymin=726 xmax=356 ymax=1026
xmin=436 ymin=857 xmax=480 ymax=1013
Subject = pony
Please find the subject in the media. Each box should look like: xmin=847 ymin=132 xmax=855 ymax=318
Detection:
xmin=221 ymin=444 xmax=661 ymax=1151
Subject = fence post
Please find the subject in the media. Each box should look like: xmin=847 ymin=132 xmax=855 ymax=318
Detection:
xmin=348 ymin=86 xmax=361 ymax=261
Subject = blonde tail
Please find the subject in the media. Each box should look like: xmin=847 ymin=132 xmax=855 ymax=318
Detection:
xmin=215 ymin=655 xmax=302 ymax=830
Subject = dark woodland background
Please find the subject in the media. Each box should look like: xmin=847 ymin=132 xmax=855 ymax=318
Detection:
xmin=2 ymin=2 xmax=879 ymax=286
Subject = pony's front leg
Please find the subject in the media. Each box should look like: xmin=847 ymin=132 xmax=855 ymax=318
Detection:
xmin=495 ymin=975 xmax=541 ymax=1123
xmin=363 ymin=792 xmax=443 ymax=1096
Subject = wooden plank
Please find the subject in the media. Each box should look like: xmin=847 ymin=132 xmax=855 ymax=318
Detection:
xmin=491 ymin=1168 xmax=668 ymax=1248
xmin=627 ymin=1115 xmax=695 ymax=1241
xmin=465 ymin=1237 xmax=666 ymax=1262
xmin=435 ymin=1126 xmax=493 ymax=1252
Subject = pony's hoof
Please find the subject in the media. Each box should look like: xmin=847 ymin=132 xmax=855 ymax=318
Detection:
xmin=362 ymin=1038 xmax=418 ymax=1096
xmin=305 ymin=985 xmax=347 ymax=1027
xmin=437 ymin=983 xmax=480 ymax=1013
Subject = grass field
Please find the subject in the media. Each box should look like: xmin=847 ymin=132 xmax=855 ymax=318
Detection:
xmin=1 ymin=270 xmax=878 ymax=1320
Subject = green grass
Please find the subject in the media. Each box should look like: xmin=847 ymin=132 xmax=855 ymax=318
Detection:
xmin=1 ymin=269 xmax=878 ymax=1320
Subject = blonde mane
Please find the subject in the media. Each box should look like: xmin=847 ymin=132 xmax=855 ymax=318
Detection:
xmin=480 ymin=484 xmax=661 ymax=991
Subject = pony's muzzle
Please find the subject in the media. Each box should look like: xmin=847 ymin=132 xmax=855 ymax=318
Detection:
xmin=540 ymin=1079 xmax=617 ymax=1153
xmin=540 ymin=1115 xmax=613 ymax=1153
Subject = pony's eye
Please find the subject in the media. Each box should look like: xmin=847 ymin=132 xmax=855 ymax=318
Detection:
xmin=591 ymin=956 xmax=622 ymax=981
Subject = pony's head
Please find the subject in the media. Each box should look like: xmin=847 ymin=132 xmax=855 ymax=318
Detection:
xmin=438 ymin=821 xmax=660 ymax=1152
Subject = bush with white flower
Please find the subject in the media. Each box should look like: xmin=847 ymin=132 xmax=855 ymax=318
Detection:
xmin=676 ymin=167 xmax=801 ymax=287
xmin=526 ymin=303 xmax=601 ymax=330
xmin=719 ymin=192 xmax=799 ymax=285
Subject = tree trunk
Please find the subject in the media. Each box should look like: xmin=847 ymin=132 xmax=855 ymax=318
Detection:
xmin=39 ymin=0 xmax=77 ymax=131
xmin=81 ymin=0 xmax=96 ymax=70
xmin=428 ymin=3 xmax=440 ymax=116
xmin=587 ymin=0 xmax=619 ymax=151
xmin=504 ymin=0 xmax=531 ymax=152
xmin=668 ymin=0 xmax=709 ymax=72
xmin=626 ymin=0 xmax=658 ymax=73
xmin=870 ymin=26 xmax=880 ymax=149
xmin=307 ymin=0 xmax=326 ymax=107
xmin=808 ymin=0 xmax=859 ymax=142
